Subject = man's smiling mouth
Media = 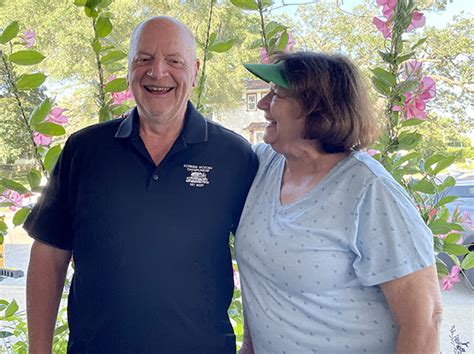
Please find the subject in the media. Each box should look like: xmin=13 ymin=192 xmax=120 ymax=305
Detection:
xmin=144 ymin=85 xmax=173 ymax=93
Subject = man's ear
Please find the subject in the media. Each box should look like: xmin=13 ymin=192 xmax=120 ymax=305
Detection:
xmin=192 ymin=59 xmax=201 ymax=87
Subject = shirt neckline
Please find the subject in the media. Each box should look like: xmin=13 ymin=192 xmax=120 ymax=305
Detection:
xmin=274 ymin=151 xmax=356 ymax=209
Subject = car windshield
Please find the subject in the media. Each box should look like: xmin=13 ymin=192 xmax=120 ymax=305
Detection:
xmin=445 ymin=185 xmax=474 ymax=198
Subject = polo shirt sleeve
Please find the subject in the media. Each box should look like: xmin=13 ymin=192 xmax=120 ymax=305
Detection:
xmin=352 ymin=176 xmax=435 ymax=286
xmin=23 ymin=137 xmax=74 ymax=250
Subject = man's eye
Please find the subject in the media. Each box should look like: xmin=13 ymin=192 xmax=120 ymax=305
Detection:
xmin=168 ymin=58 xmax=183 ymax=65
xmin=136 ymin=58 xmax=150 ymax=64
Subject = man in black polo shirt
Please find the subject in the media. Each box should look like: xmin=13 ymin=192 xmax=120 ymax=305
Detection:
xmin=25 ymin=16 xmax=257 ymax=353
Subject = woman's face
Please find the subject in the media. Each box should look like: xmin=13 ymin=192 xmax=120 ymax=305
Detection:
xmin=257 ymin=83 xmax=305 ymax=153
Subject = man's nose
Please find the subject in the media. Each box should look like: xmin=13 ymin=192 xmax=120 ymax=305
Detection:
xmin=147 ymin=60 xmax=167 ymax=78
xmin=257 ymin=92 xmax=272 ymax=111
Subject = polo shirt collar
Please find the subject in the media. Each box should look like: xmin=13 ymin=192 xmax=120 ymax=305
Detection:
xmin=114 ymin=101 xmax=208 ymax=144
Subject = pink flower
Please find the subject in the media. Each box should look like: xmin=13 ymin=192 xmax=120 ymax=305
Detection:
xmin=376 ymin=0 xmax=397 ymax=19
xmin=111 ymin=88 xmax=134 ymax=105
xmin=233 ymin=267 xmax=241 ymax=291
xmin=442 ymin=266 xmax=460 ymax=291
xmin=463 ymin=211 xmax=473 ymax=230
xmin=367 ymin=149 xmax=380 ymax=156
xmin=373 ymin=17 xmax=392 ymax=39
xmin=1 ymin=190 xmax=23 ymax=211
xmin=23 ymin=30 xmax=36 ymax=48
xmin=33 ymin=132 xmax=52 ymax=146
xmin=46 ymin=107 xmax=68 ymax=125
xmin=393 ymin=93 xmax=427 ymax=119
xmin=418 ymin=77 xmax=436 ymax=101
xmin=408 ymin=11 xmax=426 ymax=31
xmin=428 ymin=208 xmax=438 ymax=222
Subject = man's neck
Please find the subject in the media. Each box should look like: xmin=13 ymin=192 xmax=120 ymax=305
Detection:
xmin=138 ymin=112 xmax=186 ymax=166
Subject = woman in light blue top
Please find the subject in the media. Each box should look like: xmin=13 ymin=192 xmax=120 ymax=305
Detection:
xmin=236 ymin=52 xmax=442 ymax=354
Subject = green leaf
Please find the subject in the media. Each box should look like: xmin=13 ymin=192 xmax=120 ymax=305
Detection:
xmin=84 ymin=6 xmax=99 ymax=18
xmin=95 ymin=16 xmax=112 ymax=38
xmin=435 ymin=195 xmax=458 ymax=208
xmin=74 ymin=0 xmax=87 ymax=5
xmin=395 ymin=79 xmax=419 ymax=94
xmin=400 ymin=118 xmax=424 ymax=127
xmin=398 ymin=132 xmax=421 ymax=150
xmin=371 ymin=76 xmax=391 ymax=96
xmin=208 ymin=38 xmax=235 ymax=53
xmin=5 ymin=300 xmax=18 ymax=317
xmin=371 ymin=67 xmax=396 ymax=87
xmin=54 ymin=324 xmax=69 ymax=335
xmin=411 ymin=178 xmax=436 ymax=194
xmin=443 ymin=243 xmax=469 ymax=256
xmin=396 ymin=52 xmax=415 ymax=64
xmin=91 ymin=39 xmax=101 ymax=54
xmin=0 ymin=178 xmax=28 ymax=194
xmin=43 ymin=145 xmax=62 ymax=173
xmin=29 ymin=98 xmax=53 ymax=125
xmin=424 ymin=154 xmax=443 ymax=173
xmin=0 ymin=331 xmax=14 ymax=339
xmin=27 ymin=169 xmax=42 ymax=190
xmin=461 ymin=252 xmax=474 ymax=270
xmin=432 ymin=156 xmax=457 ymax=175
xmin=411 ymin=37 xmax=427 ymax=50
xmin=435 ymin=260 xmax=448 ymax=276
xmin=9 ymin=50 xmax=45 ymax=66
xmin=444 ymin=233 xmax=461 ymax=244
xmin=449 ymin=223 xmax=464 ymax=232
xmin=13 ymin=207 xmax=31 ymax=226
xmin=248 ymin=38 xmax=263 ymax=49
xmin=99 ymin=105 xmax=113 ymax=122
xmin=101 ymin=50 xmax=127 ymax=64
xmin=439 ymin=176 xmax=456 ymax=192
xmin=428 ymin=219 xmax=452 ymax=234
xmin=104 ymin=78 xmax=127 ymax=93
xmin=265 ymin=21 xmax=286 ymax=39
xmin=0 ymin=21 xmax=19 ymax=44
xmin=230 ymin=0 xmax=258 ymax=10
xmin=34 ymin=122 xmax=65 ymax=136
xmin=16 ymin=73 xmax=47 ymax=90
xmin=378 ymin=50 xmax=394 ymax=64
xmin=392 ymin=152 xmax=421 ymax=168
xmin=276 ymin=31 xmax=289 ymax=51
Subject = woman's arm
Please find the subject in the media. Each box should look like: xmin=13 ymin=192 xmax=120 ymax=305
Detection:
xmin=380 ymin=265 xmax=442 ymax=354
xmin=239 ymin=316 xmax=255 ymax=354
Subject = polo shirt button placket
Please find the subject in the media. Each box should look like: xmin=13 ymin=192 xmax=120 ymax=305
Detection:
xmin=152 ymin=174 xmax=159 ymax=181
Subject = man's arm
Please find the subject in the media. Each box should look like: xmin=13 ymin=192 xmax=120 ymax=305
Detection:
xmin=27 ymin=240 xmax=71 ymax=354
xmin=380 ymin=265 xmax=442 ymax=354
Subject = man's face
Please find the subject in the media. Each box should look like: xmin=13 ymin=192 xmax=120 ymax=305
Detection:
xmin=128 ymin=20 xmax=199 ymax=124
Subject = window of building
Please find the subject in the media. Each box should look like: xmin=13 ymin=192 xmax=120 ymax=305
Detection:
xmin=247 ymin=93 xmax=257 ymax=111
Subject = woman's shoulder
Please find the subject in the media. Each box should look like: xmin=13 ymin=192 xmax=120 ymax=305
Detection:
xmin=253 ymin=143 xmax=280 ymax=164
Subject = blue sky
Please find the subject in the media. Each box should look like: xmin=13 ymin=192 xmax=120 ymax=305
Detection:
xmin=272 ymin=0 xmax=472 ymax=28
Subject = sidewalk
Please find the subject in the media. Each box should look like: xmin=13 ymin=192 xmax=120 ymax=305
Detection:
xmin=1 ymin=235 xmax=473 ymax=353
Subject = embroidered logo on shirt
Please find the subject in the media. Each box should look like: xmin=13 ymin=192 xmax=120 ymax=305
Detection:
xmin=184 ymin=164 xmax=212 ymax=187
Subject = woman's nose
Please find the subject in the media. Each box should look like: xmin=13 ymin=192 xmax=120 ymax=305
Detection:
xmin=257 ymin=92 xmax=272 ymax=111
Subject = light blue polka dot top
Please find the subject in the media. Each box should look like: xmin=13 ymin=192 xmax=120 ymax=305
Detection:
xmin=235 ymin=144 xmax=435 ymax=354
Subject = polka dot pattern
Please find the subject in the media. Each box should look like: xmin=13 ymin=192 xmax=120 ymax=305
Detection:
xmin=235 ymin=144 xmax=435 ymax=353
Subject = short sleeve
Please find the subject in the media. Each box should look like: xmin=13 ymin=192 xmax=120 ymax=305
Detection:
xmin=352 ymin=177 xmax=435 ymax=286
xmin=23 ymin=137 xmax=74 ymax=250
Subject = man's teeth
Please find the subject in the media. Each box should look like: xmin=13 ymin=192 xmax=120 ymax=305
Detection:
xmin=145 ymin=86 xmax=172 ymax=92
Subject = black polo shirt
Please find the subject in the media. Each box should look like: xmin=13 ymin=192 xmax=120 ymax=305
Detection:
xmin=24 ymin=102 xmax=258 ymax=353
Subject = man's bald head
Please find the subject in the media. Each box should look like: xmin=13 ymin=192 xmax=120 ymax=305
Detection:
xmin=128 ymin=16 xmax=197 ymax=67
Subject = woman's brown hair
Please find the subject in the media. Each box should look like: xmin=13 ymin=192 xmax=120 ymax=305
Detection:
xmin=276 ymin=52 xmax=379 ymax=153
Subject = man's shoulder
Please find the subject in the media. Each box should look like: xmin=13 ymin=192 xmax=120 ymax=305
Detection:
xmin=206 ymin=119 xmax=251 ymax=148
xmin=68 ymin=117 xmax=125 ymax=144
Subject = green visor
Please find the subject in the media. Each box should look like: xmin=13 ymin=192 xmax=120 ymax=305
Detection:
xmin=243 ymin=61 xmax=289 ymax=89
